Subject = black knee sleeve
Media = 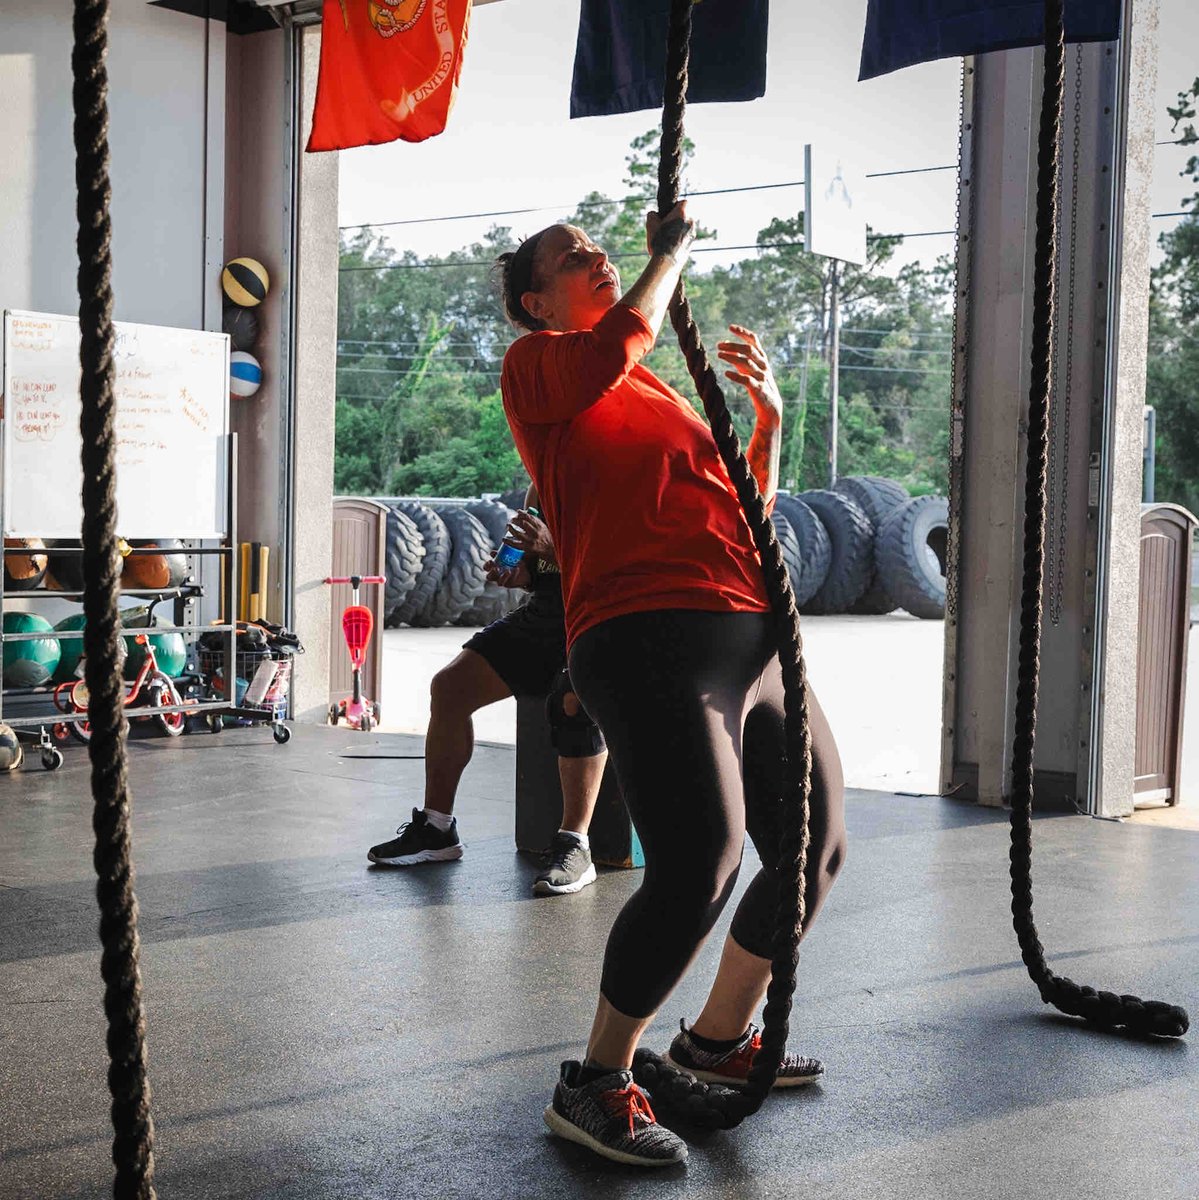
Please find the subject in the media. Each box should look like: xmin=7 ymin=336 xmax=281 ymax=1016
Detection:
xmin=546 ymin=667 xmax=606 ymax=758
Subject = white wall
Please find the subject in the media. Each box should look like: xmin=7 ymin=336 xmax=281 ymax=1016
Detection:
xmin=0 ymin=0 xmax=218 ymax=328
xmin=0 ymin=3 xmax=338 ymax=723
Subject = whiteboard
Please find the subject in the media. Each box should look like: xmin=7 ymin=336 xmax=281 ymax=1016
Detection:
xmin=1 ymin=310 xmax=230 ymax=538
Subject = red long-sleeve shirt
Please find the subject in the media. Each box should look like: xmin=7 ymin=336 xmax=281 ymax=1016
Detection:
xmin=501 ymin=303 xmax=770 ymax=649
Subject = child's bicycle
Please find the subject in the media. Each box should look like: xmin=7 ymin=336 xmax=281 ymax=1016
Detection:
xmin=53 ymin=597 xmax=190 ymax=743
xmin=325 ymin=574 xmax=384 ymax=732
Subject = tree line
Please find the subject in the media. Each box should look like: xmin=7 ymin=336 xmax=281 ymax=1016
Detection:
xmin=337 ymin=97 xmax=1199 ymax=514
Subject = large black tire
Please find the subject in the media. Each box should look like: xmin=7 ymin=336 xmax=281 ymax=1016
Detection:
xmin=414 ymin=506 xmax=491 ymax=627
xmin=773 ymin=494 xmax=831 ymax=609
xmin=498 ymin=487 xmax=529 ymax=511
xmin=848 ymin=573 xmax=898 ymax=616
xmin=388 ymin=502 xmax=451 ymax=627
xmin=770 ymin=511 xmax=803 ymax=600
xmin=834 ymin=476 xmax=910 ymax=615
xmin=383 ymin=506 xmax=425 ymax=622
xmin=797 ymin=489 xmax=874 ymax=614
xmin=456 ymin=500 xmax=524 ymax=627
xmin=463 ymin=499 xmax=514 ymax=547
xmin=833 ymin=475 xmax=910 ymax=526
xmin=876 ymin=495 xmax=949 ymax=619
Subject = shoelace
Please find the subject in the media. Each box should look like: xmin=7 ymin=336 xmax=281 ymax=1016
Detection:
xmin=600 ymin=1082 xmax=657 ymax=1140
xmin=544 ymin=838 xmax=580 ymax=871
xmin=741 ymin=1029 xmax=818 ymax=1074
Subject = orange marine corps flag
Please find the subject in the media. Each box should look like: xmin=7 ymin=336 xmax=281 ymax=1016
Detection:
xmin=307 ymin=0 xmax=473 ymax=152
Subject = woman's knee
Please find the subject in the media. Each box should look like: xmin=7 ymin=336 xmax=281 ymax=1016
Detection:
xmin=644 ymin=848 xmax=742 ymax=925
xmin=819 ymin=825 xmax=848 ymax=882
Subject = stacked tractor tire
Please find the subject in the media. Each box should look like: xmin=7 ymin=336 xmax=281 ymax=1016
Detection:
xmin=794 ymin=478 xmax=950 ymax=620
xmin=375 ymin=498 xmax=526 ymax=630
xmin=370 ymin=477 xmax=948 ymax=629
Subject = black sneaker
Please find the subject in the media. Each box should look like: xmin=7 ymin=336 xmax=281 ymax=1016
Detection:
xmin=533 ymin=832 xmax=597 ymax=896
xmin=367 ymin=808 xmax=464 ymax=866
xmin=543 ymin=1061 xmax=687 ymax=1167
xmin=665 ymin=1020 xmax=823 ymax=1089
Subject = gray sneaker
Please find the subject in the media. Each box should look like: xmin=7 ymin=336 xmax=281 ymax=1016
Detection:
xmin=665 ymin=1020 xmax=823 ymax=1089
xmin=533 ymin=832 xmax=597 ymax=896
xmin=543 ymin=1061 xmax=687 ymax=1167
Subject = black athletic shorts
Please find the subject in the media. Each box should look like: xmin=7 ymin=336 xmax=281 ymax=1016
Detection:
xmin=462 ymin=578 xmax=568 ymax=698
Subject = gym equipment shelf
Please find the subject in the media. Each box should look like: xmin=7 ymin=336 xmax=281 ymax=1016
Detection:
xmin=0 ymin=434 xmax=293 ymax=761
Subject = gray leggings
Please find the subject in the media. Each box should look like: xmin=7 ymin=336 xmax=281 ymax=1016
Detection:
xmin=568 ymin=609 xmax=847 ymax=1019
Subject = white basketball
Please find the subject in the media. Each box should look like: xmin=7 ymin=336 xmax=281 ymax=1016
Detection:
xmin=229 ymin=351 xmax=263 ymax=399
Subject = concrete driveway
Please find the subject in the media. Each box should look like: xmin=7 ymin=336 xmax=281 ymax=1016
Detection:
xmin=381 ymin=617 xmax=1199 ymax=811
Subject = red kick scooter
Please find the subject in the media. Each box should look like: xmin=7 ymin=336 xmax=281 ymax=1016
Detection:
xmin=325 ymin=574 xmax=385 ymax=732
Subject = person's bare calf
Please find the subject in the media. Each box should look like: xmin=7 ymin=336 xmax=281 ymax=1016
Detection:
xmin=367 ymin=650 xmax=510 ymax=867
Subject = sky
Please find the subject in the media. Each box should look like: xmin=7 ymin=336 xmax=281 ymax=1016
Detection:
xmin=336 ymin=0 xmax=1199 ymax=276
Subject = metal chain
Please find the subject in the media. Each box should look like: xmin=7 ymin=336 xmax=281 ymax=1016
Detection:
xmin=1049 ymin=43 xmax=1083 ymax=626
xmin=945 ymin=59 xmax=975 ymax=621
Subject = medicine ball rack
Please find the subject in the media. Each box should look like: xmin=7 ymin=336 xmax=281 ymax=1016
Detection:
xmin=0 ymin=438 xmax=292 ymax=769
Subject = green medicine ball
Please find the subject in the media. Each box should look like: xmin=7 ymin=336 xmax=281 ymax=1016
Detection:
xmin=53 ymin=612 xmax=88 ymax=682
xmin=3 ymin=612 xmax=61 ymax=687
xmin=123 ymin=616 xmax=187 ymax=680
xmin=0 ymin=723 xmax=22 ymax=771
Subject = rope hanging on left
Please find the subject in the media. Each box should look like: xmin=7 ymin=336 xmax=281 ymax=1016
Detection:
xmin=73 ymin=1 xmax=159 ymax=1194
xmin=629 ymin=0 xmax=815 ymax=1130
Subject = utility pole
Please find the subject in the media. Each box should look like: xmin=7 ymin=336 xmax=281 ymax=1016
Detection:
xmin=827 ymin=258 xmax=841 ymax=487
xmin=786 ymin=326 xmax=816 ymax=490
xmin=1143 ymin=404 xmax=1155 ymax=502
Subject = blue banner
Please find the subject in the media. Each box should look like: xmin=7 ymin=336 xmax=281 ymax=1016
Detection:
xmin=859 ymin=0 xmax=1122 ymax=81
xmin=571 ymin=0 xmax=769 ymax=119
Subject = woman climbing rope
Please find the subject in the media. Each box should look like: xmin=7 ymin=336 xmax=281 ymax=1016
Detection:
xmin=495 ymin=204 xmax=847 ymax=1167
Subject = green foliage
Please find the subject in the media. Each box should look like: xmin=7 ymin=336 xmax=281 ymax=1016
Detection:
xmin=390 ymin=392 xmax=526 ymax=496
xmin=333 ymin=87 xmax=1199 ymax=518
xmin=1149 ymin=78 xmax=1199 ymax=513
xmin=335 ymin=131 xmax=954 ymax=501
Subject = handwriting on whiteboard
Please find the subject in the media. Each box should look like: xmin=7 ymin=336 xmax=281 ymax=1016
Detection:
xmin=4 ymin=309 xmax=229 ymax=539
xmin=10 ymin=378 xmax=65 ymax=441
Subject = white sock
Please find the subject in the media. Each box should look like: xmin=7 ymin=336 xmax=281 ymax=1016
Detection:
xmin=423 ymin=808 xmax=454 ymax=832
xmin=558 ymin=828 xmax=589 ymax=851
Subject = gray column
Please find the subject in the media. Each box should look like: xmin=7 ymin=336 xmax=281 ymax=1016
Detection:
xmin=1091 ymin=0 xmax=1159 ymax=817
xmin=288 ymin=22 xmax=337 ymax=722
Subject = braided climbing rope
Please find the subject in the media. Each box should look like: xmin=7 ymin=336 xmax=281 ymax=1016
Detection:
xmin=1006 ymin=0 xmax=1186 ymax=1039
xmin=73 ymin=0 xmax=159 ymax=1194
xmin=630 ymin=0 xmax=814 ymax=1129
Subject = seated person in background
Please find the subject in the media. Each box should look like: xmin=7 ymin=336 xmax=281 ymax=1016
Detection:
xmin=367 ymin=492 xmax=606 ymax=897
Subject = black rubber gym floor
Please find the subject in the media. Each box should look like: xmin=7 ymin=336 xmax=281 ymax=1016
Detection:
xmin=1 ymin=726 xmax=1196 ymax=1199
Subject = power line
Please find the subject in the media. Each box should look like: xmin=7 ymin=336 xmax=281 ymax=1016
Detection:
xmin=336 ymin=343 xmax=952 ymax=372
xmin=338 ymin=230 xmax=953 ymax=274
xmin=338 ymin=208 xmax=1190 ymax=273
xmin=338 ymin=165 xmax=958 ymax=233
xmin=336 ymin=389 xmax=951 ymax=414
xmin=838 ymin=364 xmax=949 ymax=377
xmin=339 ymin=361 xmax=951 ymax=387
xmin=336 ymin=325 xmax=956 ymax=350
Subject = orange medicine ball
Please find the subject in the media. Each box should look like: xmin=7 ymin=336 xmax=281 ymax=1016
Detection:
xmin=121 ymin=541 xmax=189 ymax=590
xmin=4 ymin=538 xmax=48 ymax=590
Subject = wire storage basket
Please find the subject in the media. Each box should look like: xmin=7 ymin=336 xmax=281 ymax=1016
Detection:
xmin=196 ymin=621 xmax=302 ymax=743
xmin=198 ymin=647 xmax=293 ymax=720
